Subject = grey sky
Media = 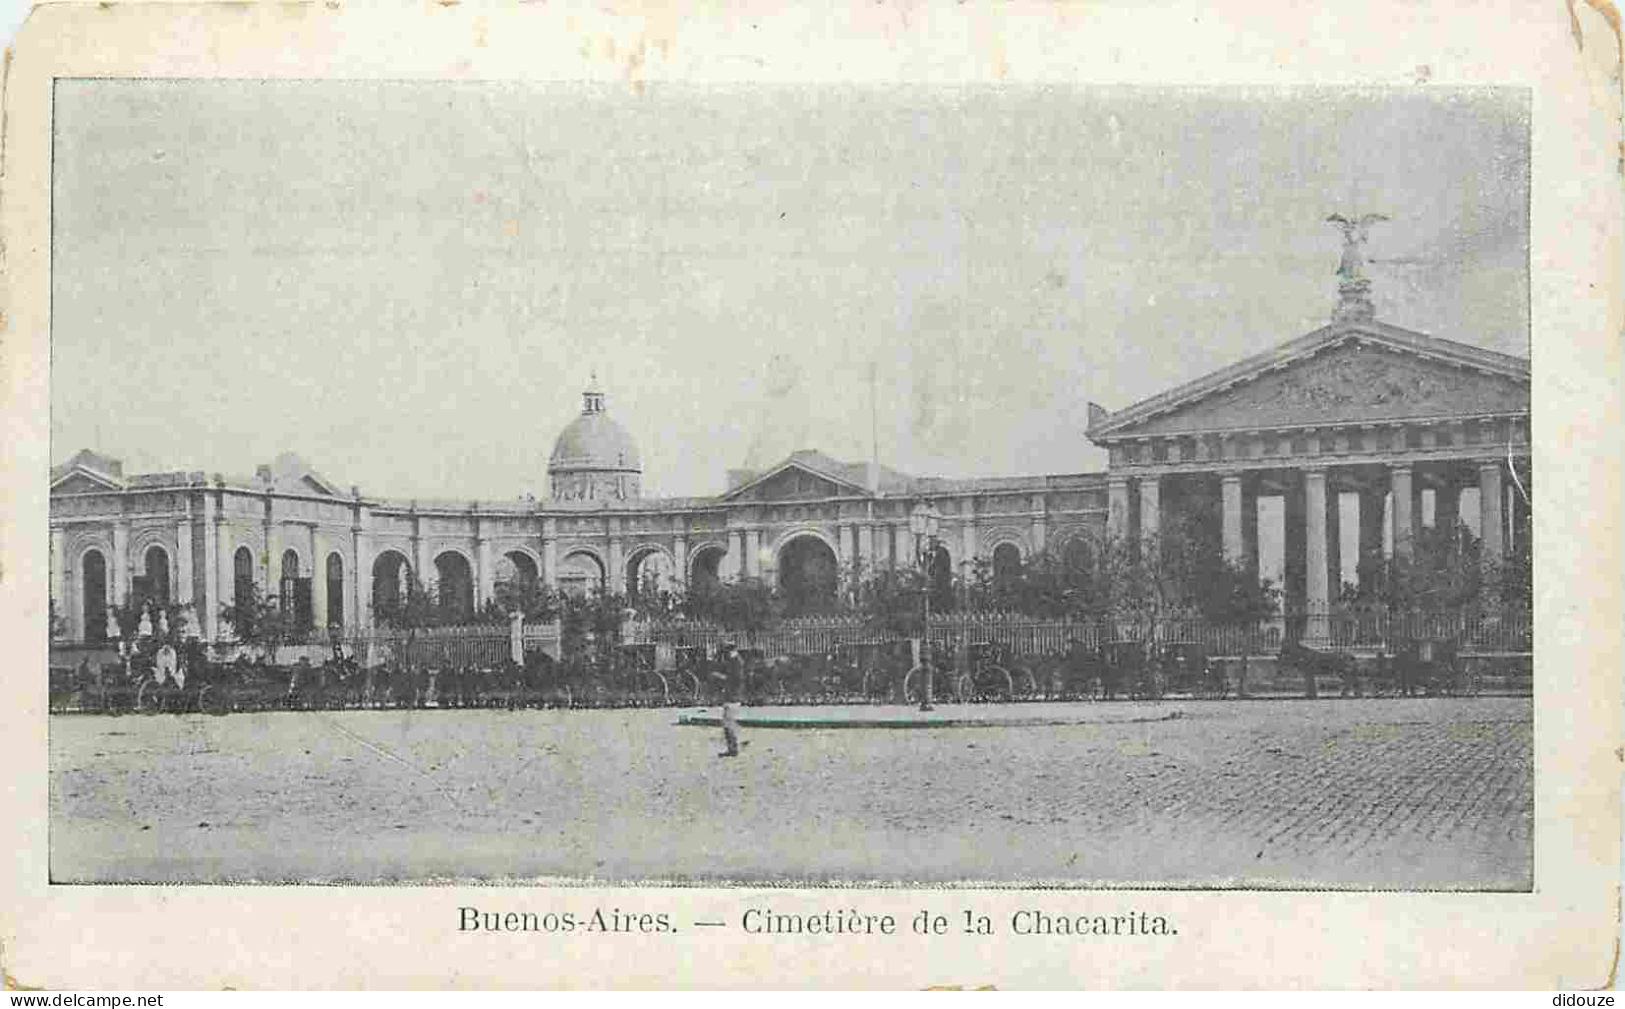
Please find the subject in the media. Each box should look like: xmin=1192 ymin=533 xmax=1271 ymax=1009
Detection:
xmin=51 ymin=81 xmax=1528 ymax=500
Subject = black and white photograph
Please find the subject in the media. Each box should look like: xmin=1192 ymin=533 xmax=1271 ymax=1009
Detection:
xmin=41 ymin=79 xmax=1538 ymax=890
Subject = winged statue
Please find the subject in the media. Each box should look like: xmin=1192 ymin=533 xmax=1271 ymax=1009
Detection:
xmin=1326 ymin=213 xmax=1389 ymax=281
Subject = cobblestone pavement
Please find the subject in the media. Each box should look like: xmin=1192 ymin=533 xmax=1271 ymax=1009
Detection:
xmin=48 ymin=696 xmax=1531 ymax=888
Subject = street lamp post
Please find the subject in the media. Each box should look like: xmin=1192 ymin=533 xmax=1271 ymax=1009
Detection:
xmin=909 ymin=502 xmax=941 ymax=712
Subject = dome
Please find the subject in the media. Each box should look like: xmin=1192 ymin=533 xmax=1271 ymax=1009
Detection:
xmin=549 ymin=412 xmax=641 ymax=471
xmin=548 ymin=379 xmax=643 ymax=502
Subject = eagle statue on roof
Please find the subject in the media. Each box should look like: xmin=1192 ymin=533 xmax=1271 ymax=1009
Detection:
xmin=1326 ymin=213 xmax=1389 ymax=282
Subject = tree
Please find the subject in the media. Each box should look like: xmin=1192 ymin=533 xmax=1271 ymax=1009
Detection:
xmin=219 ymin=593 xmax=299 ymax=662
xmin=557 ymin=587 xmax=630 ymax=670
xmin=486 ymin=577 xmax=560 ymax=624
xmin=1358 ymin=522 xmax=1489 ymax=615
xmin=854 ymin=565 xmax=929 ymax=637
xmin=694 ymin=577 xmax=782 ymax=638
xmin=372 ymin=573 xmax=444 ymax=630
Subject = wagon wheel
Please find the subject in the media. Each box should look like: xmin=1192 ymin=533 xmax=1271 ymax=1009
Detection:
xmin=901 ymin=666 xmax=922 ymax=705
xmin=684 ymin=670 xmax=701 ymax=704
xmin=197 ymin=684 xmax=231 ymax=717
xmin=981 ymin=664 xmax=1016 ymax=702
xmin=1014 ymin=665 xmax=1040 ymax=699
xmin=136 ymin=681 xmax=163 ymax=715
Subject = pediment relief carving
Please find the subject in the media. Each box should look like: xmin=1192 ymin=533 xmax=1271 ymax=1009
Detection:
xmin=742 ymin=467 xmax=850 ymax=502
xmin=1120 ymin=342 xmax=1528 ymax=437
xmin=52 ymin=473 xmax=119 ymax=495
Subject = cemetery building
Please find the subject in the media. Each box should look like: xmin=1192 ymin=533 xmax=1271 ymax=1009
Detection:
xmin=49 ymin=267 xmax=1530 ymax=645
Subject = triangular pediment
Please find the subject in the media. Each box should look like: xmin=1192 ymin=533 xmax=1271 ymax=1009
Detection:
xmin=258 ymin=452 xmax=342 ymax=497
xmin=723 ymin=456 xmax=871 ymax=502
xmin=50 ymin=469 xmax=122 ymax=494
xmin=1089 ymin=323 xmax=1529 ymax=440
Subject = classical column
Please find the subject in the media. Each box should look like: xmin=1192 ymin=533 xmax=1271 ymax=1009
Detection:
xmin=837 ymin=523 xmax=854 ymax=572
xmin=263 ymin=497 xmax=277 ymax=590
xmin=216 ymin=515 xmax=236 ymax=613
xmin=743 ymin=529 xmax=761 ymax=580
xmin=353 ymin=505 xmax=373 ymax=631
xmin=412 ymin=534 xmax=430 ymax=592
xmin=856 ymin=523 xmax=874 ymax=576
xmin=311 ymin=526 xmax=328 ymax=629
xmin=1107 ymin=476 xmax=1131 ymax=544
xmin=726 ymin=530 xmax=744 ymax=581
xmin=541 ymin=517 xmax=558 ymax=590
xmin=1242 ymin=479 xmax=1260 ymax=585
xmin=50 ymin=525 xmax=65 ymax=615
xmin=476 ymin=535 xmax=495 ymax=609
xmin=1390 ymin=465 xmax=1416 ymax=561
xmin=1304 ymin=469 xmax=1330 ymax=638
xmin=1325 ymin=481 xmax=1342 ymax=600
xmin=112 ymin=520 xmax=131 ymax=606
xmin=1030 ymin=494 xmax=1048 ymax=556
xmin=1357 ymin=488 xmax=1385 ymax=593
xmin=1479 ymin=461 xmax=1504 ymax=568
xmin=673 ymin=534 xmax=689 ymax=588
xmin=961 ymin=521 xmax=978 ymax=570
xmin=202 ymin=495 xmax=220 ymax=639
xmin=892 ymin=525 xmax=907 ymax=568
xmin=607 ymin=531 xmax=625 ymax=594
xmin=171 ymin=517 xmax=192 ymax=608
xmin=1221 ymin=473 xmax=1245 ymax=566
xmin=1137 ymin=476 xmax=1161 ymax=544
xmin=50 ymin=527 xmax=66 ymax=639
xmin=1283 ymin=473 xmax=1306 ymax=617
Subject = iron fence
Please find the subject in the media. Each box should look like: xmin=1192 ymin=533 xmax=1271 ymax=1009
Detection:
xmin=636 ymin=608 xmax=1533 ymax=660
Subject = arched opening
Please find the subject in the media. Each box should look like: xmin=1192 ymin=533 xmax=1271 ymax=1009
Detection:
xmin=626 ymin=547 xmax=674 ymax=606
xmin=494 ymin=551 xmax=540 ymax=613
xmin=233 ymin=546 xmax=256 ymax=608
xmin=558 ymin=550 xmax=606 ymax=599
xmin=1061 ymin=537 xmax=1093 ymax=585
xmin=992 ymin=542 xmax=1022 ymax=592
xmin=434 ymin=551 xmax=475 ymax=621
xmin=134 ymin=545 xmax=171 ymax=607
xmin=81 ymin=549 xmax=108 ymax=644
xmin=777 ymin=534 xmax=840 ymax=616
xmin=325 ymin=552 xmax=345 ymax=629
xmin=371 ymin=550 xmax=412 ymax=626
xmin=689 ymin=546 xmax=724 ymax=596
xmin=280 ymin=549 xmax=312 ymax=632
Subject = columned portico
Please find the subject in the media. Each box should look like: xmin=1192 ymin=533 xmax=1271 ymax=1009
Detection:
xmin=1087 ymin=316 xmax=1531 ymax=641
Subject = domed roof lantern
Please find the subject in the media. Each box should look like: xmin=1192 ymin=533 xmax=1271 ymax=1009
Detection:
xmin=583 ymin=370 xmax=606 ymax=415
xmin=548 ymin=372 xmax=643 ymax=502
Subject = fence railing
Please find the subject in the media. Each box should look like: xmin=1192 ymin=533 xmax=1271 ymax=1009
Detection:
xmin=241 ymin=608 xmax=1533 ymax=671
xmin=632 ymin=608 xmax=1534 ymax=660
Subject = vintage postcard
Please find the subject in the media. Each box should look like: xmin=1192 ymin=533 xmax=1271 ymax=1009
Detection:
xmin=1 ymin=0 xmax=1618 ymax=990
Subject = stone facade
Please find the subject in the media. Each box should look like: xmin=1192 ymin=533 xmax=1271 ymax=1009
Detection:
xmin=50 ymin=314 xmax=1529 ymax=645
xmin=1087 ymin=318 xmax=1532 ymax=636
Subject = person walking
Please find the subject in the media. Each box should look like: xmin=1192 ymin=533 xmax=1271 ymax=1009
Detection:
xmin=711 ymin=641 xmax=744 ymax=758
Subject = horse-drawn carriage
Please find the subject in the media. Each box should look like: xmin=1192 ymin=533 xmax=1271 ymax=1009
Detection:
xmin=1157 ymin=641 xmax=1227 ymax=699
xmin=1365 ymin=635 xmax=1474 ymax=697
xmin=1279 ymin=638 xmax=1354 ymax=698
